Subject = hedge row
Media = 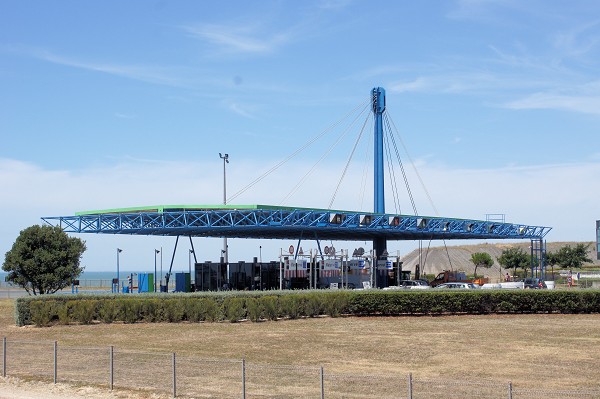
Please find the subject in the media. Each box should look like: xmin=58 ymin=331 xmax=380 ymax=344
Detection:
xmin=14 ymin=289 xmax=600 ymax=327
xmin=15 ymin=290 xmax=350 ymax=327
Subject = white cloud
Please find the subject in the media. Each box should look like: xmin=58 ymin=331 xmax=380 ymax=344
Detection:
xmin=27 ymin=48 xmax=184 ymax=86
xmin=222 ymin=99 xmax=258 ymax=119
xmin=182 ymin=23 xmax=290 ymax=54
xmin=505 ymin=92 xmax=600 ymax=115
xmin=553 ymin=19 xmax=600 ymax=57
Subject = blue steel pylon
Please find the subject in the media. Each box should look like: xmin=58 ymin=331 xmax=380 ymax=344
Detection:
xmin=372 ymin=87 xmax=387 ymax=259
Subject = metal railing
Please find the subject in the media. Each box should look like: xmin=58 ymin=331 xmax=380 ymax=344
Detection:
xmin=1 ymin=338 xmax=599 ymax=398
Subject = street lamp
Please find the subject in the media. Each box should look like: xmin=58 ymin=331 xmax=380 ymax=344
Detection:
xmin=154 ymin=249 xmax=160 ymax=293
xmin=219 ymin=153 xmax=229 ymax=266
xmin=116 ymin=248 xmax=123 ymax=293
xmin=189 ymin=249 xmax=194 ymax=280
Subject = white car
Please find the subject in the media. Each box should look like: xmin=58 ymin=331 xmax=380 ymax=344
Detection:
xmin=400 ymin=280 xmax=431 ymax=290
xmin=434 ymin=282 xmax=479 ymax=289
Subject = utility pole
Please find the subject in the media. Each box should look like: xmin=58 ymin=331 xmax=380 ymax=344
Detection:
xmin=219 ymin=153 xmax=230 ymax=282
xmin=116 ymin=248 xmax=122 ymax=293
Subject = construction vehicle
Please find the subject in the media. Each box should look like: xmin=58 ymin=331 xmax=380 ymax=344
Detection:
xmin=429 ymin=270 xmax=489 ymax=288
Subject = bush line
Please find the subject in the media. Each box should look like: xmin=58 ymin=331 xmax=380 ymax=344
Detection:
xmin=14 ymin=290 xmax=600 ymax=327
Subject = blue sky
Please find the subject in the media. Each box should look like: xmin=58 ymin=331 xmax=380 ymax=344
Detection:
xmin=1 ymin=0 xmax=599 ymax=272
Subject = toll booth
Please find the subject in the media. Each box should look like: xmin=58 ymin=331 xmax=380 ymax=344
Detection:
xmin=375 ymin=260 xmax=394 ymax=288
xmin=283 ymin=258 xmax=310 ymax=289
xmin=175 ymin=272 xmax=191 ymax=292
xmin=195 ymin=259 xmax=280 ymax=291
xmin=137 ymin=273 xmax=154 ymax=293
xmin=195 ymin=261 xmax=227 ymax=291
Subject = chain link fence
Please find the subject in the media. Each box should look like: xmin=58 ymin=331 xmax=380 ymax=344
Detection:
xmin=2 ymin=338 xmax=599 ymax=398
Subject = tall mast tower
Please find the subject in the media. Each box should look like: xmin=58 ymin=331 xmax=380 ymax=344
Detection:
xmin=372 ymin=87 xmax=387 ymax=259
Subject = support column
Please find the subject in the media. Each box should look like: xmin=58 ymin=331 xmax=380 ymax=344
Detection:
xmin=372 ymin=87 xmax=387 ymax=258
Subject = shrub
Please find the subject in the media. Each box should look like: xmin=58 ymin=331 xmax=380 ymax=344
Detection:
xmin=279 ymin=295 xmax=301 ymax=319
xmin=304 ymin=293 xmax=322 ymax=317
xmin=99 ymin=300 xmax=118 ymax=323
xmin=162 ymin=299 xmax=186 ymax=323
xmin=119 ymin=299 xmax=141 ymax=324
xmin=261 ymin=296 xmax=279 ymax=321
xmin=246 ymin=297 xmax=263 ymax=322
xmin=71 ymin=300 xmax=97 ymax=324
xmin=30 ymin=300 xmax=55 ymax=327
xmin=223 ymin=297 xmax=246 ymax=322
xmin=14 ymin=290 xmax=600 ymax=327
xmin=324 ymin=292 xmax=349 ymax=318
xmin=57 ymin=302 xmax=72 ymax=325
xmin=140 ymin=298 xmax=159 ymax=322
xmin=201 ymin=298 xmax=221 ymax=322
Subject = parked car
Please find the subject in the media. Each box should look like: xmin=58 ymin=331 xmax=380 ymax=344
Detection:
xmin=434 ymin=282 xmax=479 ymax=289
xmin=522 ymin=278 xmax=547 ymax=289
xmin=400 ymin=280 xmax=431 ymax=289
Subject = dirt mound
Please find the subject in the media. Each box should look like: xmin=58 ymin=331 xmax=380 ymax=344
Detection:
xmin=400 ymin=241 xmax=598 ymax=279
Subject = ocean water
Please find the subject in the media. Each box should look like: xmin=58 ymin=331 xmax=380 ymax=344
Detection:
xmin=0 ymin=271 xmax=174 ymax=291
xmin=0 ymin=271 xmax=155 ymax=281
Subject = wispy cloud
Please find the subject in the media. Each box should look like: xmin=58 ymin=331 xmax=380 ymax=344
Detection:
xmin=222 ymin=99 xmax=258 ymax=119
xmin=114 ymin=113 xmax=137 ymax=119
xmin=553 ymin=19 xmax=600 ymax=58
xmin=504 ymin=80 xmax=600 ymax=114
xmin=505 ymin=92 xmax=600 ymax=115
xmin=29 ymin=50 xmax=183 ymax=86
xmin=8 ymin=46 xmax=186 ymax=87
xmin=318 ymin=0 xmax=353 ymax=10
xmin=182 ymin=23 xmax=290 ymax=54
xmin=388 ymin=71 xmax=524 ymax=95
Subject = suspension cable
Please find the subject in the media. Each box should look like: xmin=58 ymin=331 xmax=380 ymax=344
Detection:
xmin=327 ymin=110 xmax=371 ymax=209
xmin=386 ymin=113 xmax=439 ymax=216
xmin=385 ymin=113 xmax=453 ymax=270
xmin=383 ymin=125 xmax=401 ymax=214
xmin=281 ymin=101 xmax=372 ymax=205
xmin=228 ymin=98 xmax=371 ymax=203
xmin=358 ymin=115 xmax=372 ymax=212
xmin=384 ymin=113 xmax=418 ymax=215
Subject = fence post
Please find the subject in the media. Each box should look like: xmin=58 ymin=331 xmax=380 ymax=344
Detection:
xmin=53 ymin=341 xmax=57 ymax=384
xmin=408 ymin=373 xmax=413 ymax=399
xmin=241 ymin=358 xmax=246 ymax=399
xmin=172 ymin=352 xmax=176 ymax=398
xmin=508 ymin=381 xmax=513 ymax=399
xmin=2 ymin=337 xmax=6 ymax=378
xmin=320 ymin=366 xmax=324 ymax=399
xmin=109 ymin=346 xmax=113 ymax=390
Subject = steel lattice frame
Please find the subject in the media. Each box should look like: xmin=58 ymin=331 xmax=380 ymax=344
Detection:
xmin=42 ymin=207 xmax=551 ymax=241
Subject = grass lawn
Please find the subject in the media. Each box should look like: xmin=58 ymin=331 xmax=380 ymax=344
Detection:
xmin=0 ymin=298 xmax=599 ymax=394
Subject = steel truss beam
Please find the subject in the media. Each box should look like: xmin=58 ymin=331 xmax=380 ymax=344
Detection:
xmin=42 ymin=208 xmax=551 ymax=241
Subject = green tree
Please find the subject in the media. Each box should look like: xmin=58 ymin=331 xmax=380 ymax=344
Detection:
xmin=470 ymin=252 xmax=494 ymax=278
xmin=497 ymin=247 xmax=529 ymax=277
xmin=2 ymin=225 xmax=86 ymax=295
xmin=551 ymin=243 xmax=593 ymax=270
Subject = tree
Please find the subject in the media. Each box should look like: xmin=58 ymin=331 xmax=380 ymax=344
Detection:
xmin=497 ymin=247 xmax=529 ymax=277
xmin=470 ymin=252 xmax=494 ymax=278
xmin=551 ymin=243 xmax=593 ymax=270
xmin=2 ymin=225 xmax=86 ymax=295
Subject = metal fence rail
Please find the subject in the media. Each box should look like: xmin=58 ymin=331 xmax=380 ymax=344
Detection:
xmin=2 ymin=337 xmax=599 ymax=398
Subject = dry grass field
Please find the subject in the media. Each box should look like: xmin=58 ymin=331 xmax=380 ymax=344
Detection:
xmin=0 ymin=298 xmax=599 ymax=398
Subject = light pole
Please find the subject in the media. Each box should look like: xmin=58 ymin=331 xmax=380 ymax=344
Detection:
xmin=188 ymin=248 xmax=194 ymax=280
xmin=116 ymin=248 xmax=123 ymax=293
xmin=154 ymin=249 xmax=160 ymax=292
xmin=219 ymin=152 xmax=230 ymax=280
